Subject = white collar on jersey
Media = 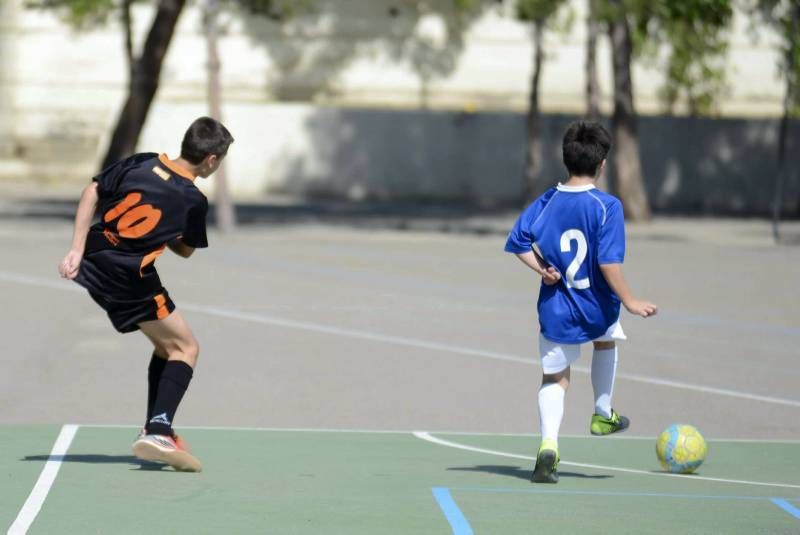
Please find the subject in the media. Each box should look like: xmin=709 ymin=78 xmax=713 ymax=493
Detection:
xmin=556 ymin=183 xmax=596 ymax=192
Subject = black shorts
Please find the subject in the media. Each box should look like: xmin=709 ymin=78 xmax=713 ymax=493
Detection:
xmin=86 ymin=288 xmax=176 ymax=333
xmin=75 ymin=251 xmax=176 ymax=333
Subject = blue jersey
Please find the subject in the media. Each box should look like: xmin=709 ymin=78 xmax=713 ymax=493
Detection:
xmin=504 ymin=183 xmax=626 ymax=344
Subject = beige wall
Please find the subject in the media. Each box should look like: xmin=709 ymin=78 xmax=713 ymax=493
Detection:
xmin=0 ymin=0 xmax=792 ymax=203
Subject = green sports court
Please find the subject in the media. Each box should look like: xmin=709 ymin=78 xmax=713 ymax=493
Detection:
xmin=2 ymin=213 xmax=799 ymax=534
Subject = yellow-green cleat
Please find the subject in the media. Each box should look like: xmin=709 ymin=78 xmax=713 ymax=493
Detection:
xmin=531 ymin=439 xmax=559 ymax=483
xmin=590 ymin=409 xmax=630 ymax=436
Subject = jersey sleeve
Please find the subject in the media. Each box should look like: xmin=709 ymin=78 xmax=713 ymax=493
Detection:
xmin=92 ymin=160 xmax=126 ymax=199
xmin=504 ymin=212 xmax=534 ymax=253
xmin=181 ymin=197 xmax=209 ymax=248
xmin=92 ymin=153 xmax=158 ymax=199
xmin=597 ymin=199 xmax=625 ymax=264
xmin=504 ymin=191 xmax=553 ymax=254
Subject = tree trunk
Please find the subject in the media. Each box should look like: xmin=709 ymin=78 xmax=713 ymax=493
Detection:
xmin=203 ymin=0 xmax=236 ymax=232
xmin=121 ymin=0 xmax=134 ymax=78
xmin=772 ymin=3 xmax=799 ymax=242
xmin=101 ymin=0 xmax=186 ymax=170
xmin=0 ymin=0 xmax=16 ymax=157
xmin=586 ymin=0 xmax=608 ymax=191
xmin=585 ymin=0 xmax=600 ymax=121
xmin=608 ymin=4 xmax=650 ymax=221
xmin=523 ymin=19 xmax=545 ymax=203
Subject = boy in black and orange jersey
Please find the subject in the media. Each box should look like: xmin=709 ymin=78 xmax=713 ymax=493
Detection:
xmin=58 ymin=117 xmax=234 ymax=472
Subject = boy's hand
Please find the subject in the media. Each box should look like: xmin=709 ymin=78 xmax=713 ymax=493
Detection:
xmin=58 ymin=250 xmax=83 ymax=279
xmin=542 ymin=267 xmax=561 ymax=286
xmin=624 ymin=299 xmax=658 ymax=318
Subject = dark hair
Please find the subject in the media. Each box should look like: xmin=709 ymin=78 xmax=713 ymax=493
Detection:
xmin=562 ymin=120 xmax=611 ymax=177
xmin=180 ymin=117 xmax=234 ymax=164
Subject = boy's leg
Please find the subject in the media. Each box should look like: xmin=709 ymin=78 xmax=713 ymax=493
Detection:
xmin=591 ymin=341 xmax=616 ymax=418
xmin=141 ymin=332 xmax=169 ymax=425
xmin=590 ymin=340 xmax=629 ymax=435
xmin=533 ymin=369 xmax=568 ymax=484
xmin=533 ymin=337 xmax=579 ymax=483
xmin=133 ymin=311 xmax=201 ymax=471
xmin=139 ymin=311 xmax=198 ymax=435
xmin=539 ymin=369 xmax=569 ymax=444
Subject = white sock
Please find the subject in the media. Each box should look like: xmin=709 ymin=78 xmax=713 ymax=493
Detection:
xmin=591 ymin=347 xmax=618 ymax=418
xmin=538 ymin=382 xmax=565 ymax=443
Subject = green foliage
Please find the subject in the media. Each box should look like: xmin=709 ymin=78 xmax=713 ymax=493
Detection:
xmin=646 ymin=0 xmax=733 ymax=115
xmin=597 ymin=0 xmax=733 ymax=116
xmin=234 ymin=0 xmax=309 ymax=20
xmin=746 ymin=0 xmax=800 ymax=116
xmin=26 ymin=0 xmax=119 ymax=28
xmin=516 ymin=0 xmax=564 ymax=22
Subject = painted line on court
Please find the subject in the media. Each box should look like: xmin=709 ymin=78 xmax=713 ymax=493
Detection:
xmin=413 ymin=432 xmax=800 ymax=490
xmin=451 ymin=486 xmax=773 ymax=501
xmin=432 ymin=488 xmax=473 ymax=535
xmin=3 ymin=270 xmax=800 ymax=408
xmin=175 ymin=304 xmax=800 ymax=409
xmin=771 ymin=499 xmax=800 ymax=520
xmin=70 ymin=424 xmax=800 ymax=444
xmin=7 ymin=424 xmax=79 ymax=535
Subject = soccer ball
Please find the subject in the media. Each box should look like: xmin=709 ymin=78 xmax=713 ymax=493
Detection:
xmin=656 ymin=424 xmax=707 ymax=474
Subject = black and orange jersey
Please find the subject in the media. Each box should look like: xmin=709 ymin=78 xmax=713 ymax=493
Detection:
xmin=74 ymin=152 xmax=209 ymax=332
xmin=85 ymin=152 xmax=208 ymax=258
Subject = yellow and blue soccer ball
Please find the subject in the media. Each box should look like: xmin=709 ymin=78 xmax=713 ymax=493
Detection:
xmin=656 ymin=424 xmax=707 ymax=474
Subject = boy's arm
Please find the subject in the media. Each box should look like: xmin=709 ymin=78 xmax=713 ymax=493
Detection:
xmin=167 ymin=238 xmax=195 ymax=258
xmin=515 ymin=251 xmax=561 ymax=286
xmin=58 ymin=182 xmax=99 ymax=279
xmin=599 ymin=263 xmax=657 ymax=317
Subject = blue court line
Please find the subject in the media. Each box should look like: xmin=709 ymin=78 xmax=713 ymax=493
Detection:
xmin=432 ymin=487 xmax=473 ymax=535
xmin=448 ymin=486 xmax=771 ymax=501
xmin=772 ymin=498 xmax=800 ymax=519
xmin=446 ymin=487 xmax=800 ymax=522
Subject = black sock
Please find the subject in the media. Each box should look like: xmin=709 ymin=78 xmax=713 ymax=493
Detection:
xmin=146 ymin=360 xmax=193 ymax=436
xmin=146 ymin=353 xmax=168 ymax=424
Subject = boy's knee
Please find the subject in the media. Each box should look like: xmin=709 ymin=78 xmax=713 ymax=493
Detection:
xmin=593 ymin=341 xmax=615 ymax=350
xmin=542 ymin=368 xmax=569 ymax=388
xmin=184 ymin=338 xmax=200 ymax=363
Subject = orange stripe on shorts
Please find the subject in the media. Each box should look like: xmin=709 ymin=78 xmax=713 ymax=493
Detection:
xmin=154 ymin=294 xmax=169 ymax=320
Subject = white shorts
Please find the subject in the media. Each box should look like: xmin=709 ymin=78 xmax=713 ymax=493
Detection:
xmin=539 ymin=321 xmax=626 ymax=374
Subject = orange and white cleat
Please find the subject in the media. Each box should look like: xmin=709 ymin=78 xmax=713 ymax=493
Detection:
xmin=136 ymin=428 xmax=191 ymax=451
xmin=132 ymin=434 xmax=202 ymax=472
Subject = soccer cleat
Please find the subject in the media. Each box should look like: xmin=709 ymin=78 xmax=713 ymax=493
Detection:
xmin=531 ymin=439 xmax=559 ymax=483
xmin=136 ymin=428 xmax=190 ymax=451
xmin=132 ymin=434 xmax=202 ymax=472
xmin=590 ymin=409 xmax=630 ymax=435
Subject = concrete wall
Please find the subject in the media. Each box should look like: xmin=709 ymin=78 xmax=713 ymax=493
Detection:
xmin=141 ymin=102 xmax=799 ymax=216
xmin=0 ymin=0 xmax=797 ymax=216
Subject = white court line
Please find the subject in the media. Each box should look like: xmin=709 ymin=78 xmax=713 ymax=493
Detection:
xmin=78 ymin=424 xmax=800 ymax=444
xmin=2 ymin=270 xmax=800 ymax=408
xmin=8 ymin=425 xmax=79 ymax=535
xmin=413 ymin=431 xmax=800 ymax=491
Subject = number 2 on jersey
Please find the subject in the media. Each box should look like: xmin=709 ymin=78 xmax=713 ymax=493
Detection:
xmin=104 ymin=192 xmax=162 ymax=239
xmin=560 ymin=229 xmax=590 ymax=289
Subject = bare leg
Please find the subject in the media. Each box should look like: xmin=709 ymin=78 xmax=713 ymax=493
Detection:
xmin=139 ymin=311 xmax=199 ymax=368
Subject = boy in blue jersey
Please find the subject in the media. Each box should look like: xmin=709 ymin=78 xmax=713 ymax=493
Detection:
xmin=505 ymin=121 xmax=657 ymax=483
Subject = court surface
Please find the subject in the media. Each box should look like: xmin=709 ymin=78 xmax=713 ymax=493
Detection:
xmin=1 ymin=209 xmax=799 ymax=534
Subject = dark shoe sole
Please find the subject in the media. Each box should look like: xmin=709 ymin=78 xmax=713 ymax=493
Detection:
xmin=531 ymin=450 xmax=559 ymax=483
xmin=590 ymin=425 xmax=629 ymax=436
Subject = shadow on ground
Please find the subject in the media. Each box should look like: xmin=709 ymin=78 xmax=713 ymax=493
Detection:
xmin=22 ymin=454 xmax=166 ymax=470
xmin=447 ymin=464 xmax=612 ymax=481
xmin=4 ymin=196 xmax=800 ymax=243
xmin=0 ymin=197 xmax=520 ymax=236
